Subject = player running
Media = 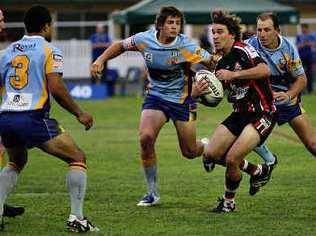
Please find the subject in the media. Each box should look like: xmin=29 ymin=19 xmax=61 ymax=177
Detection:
xmin=91 ymin=6 xmax=215 ymax=206
xmin=203 ymin=11 xmax=276 ymax=213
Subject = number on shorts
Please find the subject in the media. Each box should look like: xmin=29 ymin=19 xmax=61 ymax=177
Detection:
xmin=9 ymin=55 xmax=30 ymax=90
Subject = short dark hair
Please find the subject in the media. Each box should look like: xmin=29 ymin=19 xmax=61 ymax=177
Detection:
xmin=211 ymin=11 xmax=242 ymax=41
xmin=155 ymin=6 xmax=185 ymax=33
xmin=24 ymin=5 xmax=52 ymax=33
xmin=257 ymin=12 xmax=280 ymax=31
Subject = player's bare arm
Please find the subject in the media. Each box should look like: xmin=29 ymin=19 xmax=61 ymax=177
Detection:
xmin=47 ymin=72 xmax=93 ymax=130
xmin=216 ymin=63 xmax=270 ymax=81
xmin=273 ymin=74 xmax=307 ymax=103
xmin=91 ymin=41 xmax=125 ymax=77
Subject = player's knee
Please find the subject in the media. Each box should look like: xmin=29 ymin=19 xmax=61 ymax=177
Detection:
xmin=139 ymin=133 xmax=155 ymax=151
xmin=71 ymin=149 xmax=86 ymax=164
xmin=306 ymin=139 xmax=316 ymax=156
xmin=225 ymin=155 xmax=239 ymax=168
xmin=204 ymin=149 xmax=220 ymax=161
xmin=181 ymin=148 xmax=197 ymax=159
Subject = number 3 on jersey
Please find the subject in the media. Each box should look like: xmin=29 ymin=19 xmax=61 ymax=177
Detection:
xmin=9 ymin=55 xmax=30 ymax=90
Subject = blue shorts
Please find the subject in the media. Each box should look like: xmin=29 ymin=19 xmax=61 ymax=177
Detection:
xmin=276 ymin=103 xmax=304 ymax=126
xmin=0 ymin=110 xmax=63 ymax=148
xmin=142 ymin=95 xmax=197 ymax=122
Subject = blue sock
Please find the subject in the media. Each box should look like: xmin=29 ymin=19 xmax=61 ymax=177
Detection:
xmin=254 ymin=143 xmax=275 ymax=163
xmin=144 ymin=165 xmax=158 ymax=196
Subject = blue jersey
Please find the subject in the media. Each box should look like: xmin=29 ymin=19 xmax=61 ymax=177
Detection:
xmin=0 ymin=35 xmax=63 ymax=112
xmin=246 ymin=35 xmax=305 ymax=106
xmin=296 ymin=32 xmax=314 ymax=62
xmin=122 ymin=29 xmax=211 ymax=104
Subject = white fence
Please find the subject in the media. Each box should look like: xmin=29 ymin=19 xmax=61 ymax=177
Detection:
xmin=1 ymin=40 xmax=146 ymax=79
xmin=53 ymin=40 xmax=146 ymax=79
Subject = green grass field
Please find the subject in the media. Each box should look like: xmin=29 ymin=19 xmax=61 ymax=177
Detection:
xmin=1 ymin=95 xmax=316 ymax=235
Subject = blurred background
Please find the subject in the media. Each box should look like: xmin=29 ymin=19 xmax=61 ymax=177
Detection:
xmin=1 ymin=0 xmax=316 ymax=99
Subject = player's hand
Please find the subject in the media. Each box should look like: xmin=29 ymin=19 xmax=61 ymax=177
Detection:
xmin=90 ymin=59 xmax=104 ymax=79
xmin=273 ymin=91 xmax=291 ymax=103
xmin=191 ymin=78 xmax=209 ymax=98
xmin=77 ymin=111 xmax=94 ymax=130
xmin=216 ymin=69 xmax=236 ymax=81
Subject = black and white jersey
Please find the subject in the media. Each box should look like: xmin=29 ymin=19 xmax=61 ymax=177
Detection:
xmin=216 ymin=41 xmax=275 ymax=114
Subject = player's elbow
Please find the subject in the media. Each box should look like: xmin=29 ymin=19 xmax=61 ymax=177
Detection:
xmin=260 ymin=63 xmax=271 ymax=78
xmin=301 ymin=74 xmax=308 ymax=88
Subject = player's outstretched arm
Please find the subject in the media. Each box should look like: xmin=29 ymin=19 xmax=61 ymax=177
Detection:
xmin=47 ymin=73 xmax=93 ymax=130
xmin=90 ymin=41 xmax=125 ymax=78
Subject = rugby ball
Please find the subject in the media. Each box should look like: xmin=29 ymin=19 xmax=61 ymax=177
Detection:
xmin=194 ymin=70 xmax=223 ymax=107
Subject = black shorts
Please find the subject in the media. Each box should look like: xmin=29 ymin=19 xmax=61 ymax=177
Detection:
xmin=222 ymin=112 xmax=276 ymax=146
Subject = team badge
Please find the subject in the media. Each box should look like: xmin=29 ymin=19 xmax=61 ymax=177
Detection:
xmin=144 ymin=52 xmax=153 ymax=63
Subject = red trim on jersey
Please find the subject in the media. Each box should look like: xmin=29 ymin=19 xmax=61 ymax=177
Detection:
xmin=235 ymin=41 xmax=275 ymax=113
xmin=251 ymin=79 xmax=270 ymax=112
xmin=234 ymin=41 xmax=255 ymax=66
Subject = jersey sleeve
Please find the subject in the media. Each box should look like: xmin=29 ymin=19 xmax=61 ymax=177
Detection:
xmin=235 ymin=44 xmax=266 ymax=67
xmin=45 ymin=45 xmax=64 ymax=75
xmin=179 ymin=38 xmax=211 ymax=64
xmin=287 ymin=42 xmax=305 ymax=77
xmin=122 ymin=32 xmax=147 ymax=51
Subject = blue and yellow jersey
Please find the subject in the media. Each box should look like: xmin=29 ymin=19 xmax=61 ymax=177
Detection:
xmin=122 ymin=29 xmax=211 ymax=104
xmin=0 ymin=35 xmax=63 ymax=112
xmin=246 ymin=35 xmax=305 ymax=106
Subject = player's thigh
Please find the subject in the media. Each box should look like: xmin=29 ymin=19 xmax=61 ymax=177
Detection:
xmin=6 ymin=146 xmax=28 ymax=170
xmin=206 ymin=124 xmax=236 ymax=159
xmin=174 ymin=119 xmax=197 ymax=151
xmin=38 ymin=132 xmax=85 ymax=164
xmin=139 ymin=109 xmax=167 ymax=141
xmin=227 ymin=124 xmax=260 ymax=164
xmin=290 ymin=112 xmax=316 ymax=145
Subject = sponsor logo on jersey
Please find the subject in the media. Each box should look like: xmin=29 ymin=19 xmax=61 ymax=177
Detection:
xmin=144 ymin=52 xmax=153 ymax=63
xmin=234 ymin=62 xmax=242 ymax=71
xmin=53 ymin=54 xmax=64 ymax=69
xmin=13 ymin=43 xmax=36 ymax=52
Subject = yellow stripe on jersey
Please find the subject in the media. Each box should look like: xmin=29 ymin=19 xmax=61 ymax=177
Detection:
xmin=179 ymin=73 xmax=189 ymax=104
xmin=35 ymin=44 xmax=53 ymax=109
xmin=179 ymin=47 xmax=203 ymax=64
xmin=137 ymin=43 xmax=147 ymax=52
xmin=44 ymin=44 xmax=54 ymax=74
xmin=179 ymin=64 xmax=191 ymax=104
xmin=35 ymin=75 xmax=48 ymax=109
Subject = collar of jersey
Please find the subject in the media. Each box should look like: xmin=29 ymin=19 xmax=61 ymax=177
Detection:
xmin=23 ymin=35 xmax=45 ymax=40
xmin=154 ymin=30 xmax=178 ymax=47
